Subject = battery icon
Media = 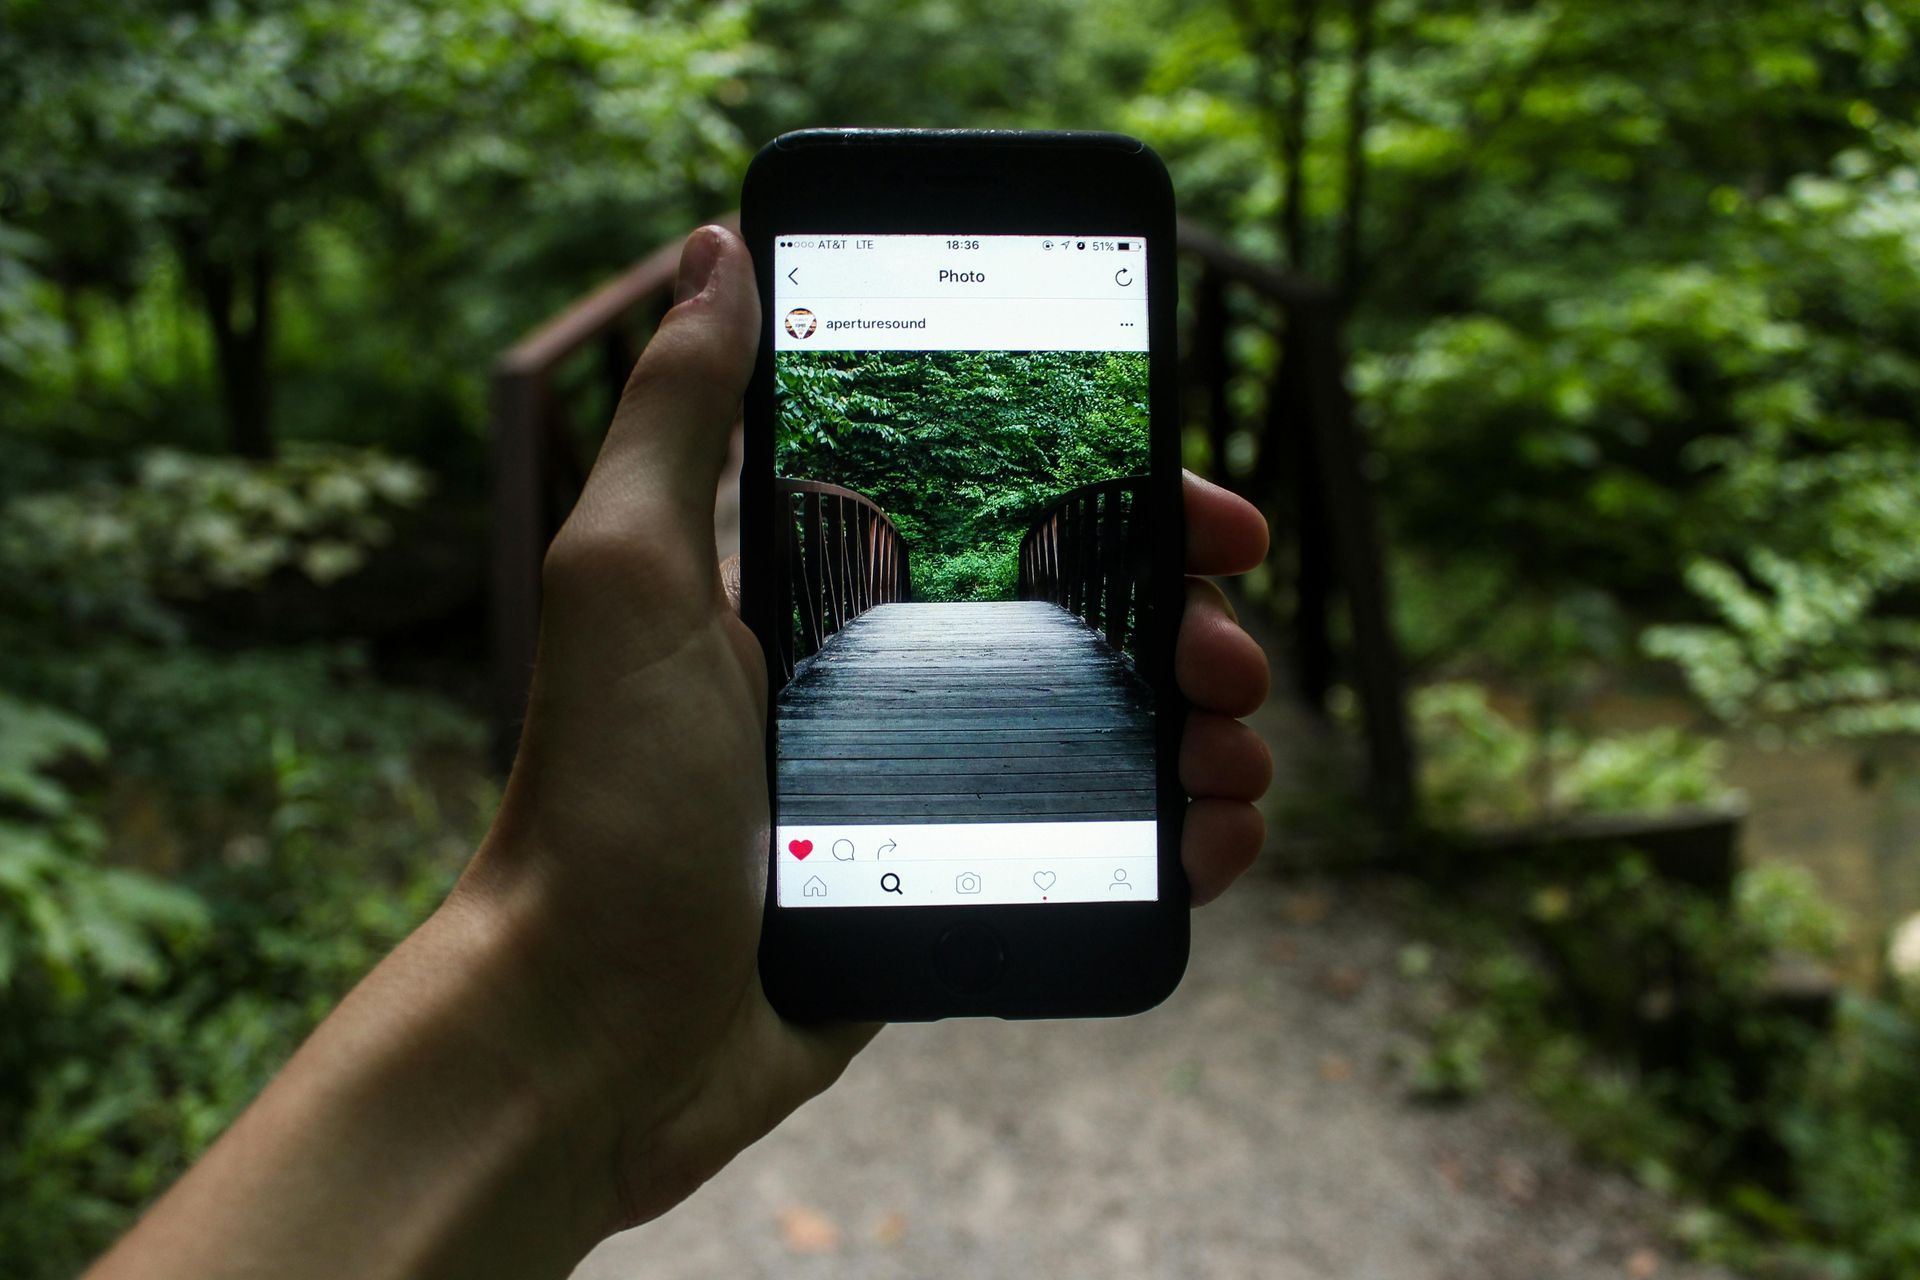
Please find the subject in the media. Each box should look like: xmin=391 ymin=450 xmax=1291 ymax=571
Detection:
xmin=1117 ymin=241 xmax=1132 ymax=250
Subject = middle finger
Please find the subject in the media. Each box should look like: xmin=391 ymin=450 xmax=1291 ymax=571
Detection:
xmin=1177 ymin=578 xmax=1269 ymax=716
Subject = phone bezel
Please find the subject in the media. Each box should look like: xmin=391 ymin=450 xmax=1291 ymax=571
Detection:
xmin=743 ymin=129 xmax=1188 ymax=1021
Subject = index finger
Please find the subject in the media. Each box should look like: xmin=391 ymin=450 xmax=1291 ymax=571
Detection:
xmin=1185 ymin=471 xmax=1268 ymax=576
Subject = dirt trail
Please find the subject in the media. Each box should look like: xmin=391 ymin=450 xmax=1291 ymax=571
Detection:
xmin=573 ymin=872 xmax=1722 ymax=1280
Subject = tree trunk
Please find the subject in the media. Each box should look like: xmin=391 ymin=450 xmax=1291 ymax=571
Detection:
xmin=1280 ymin=0 xmax=1320 ymax=273
xmin=57 ymin=269 xmax=90 ymax=397
xmin=1338 ymin=0 xmax=1377 ymax=304
xmin=184 ymin=232 xmax=275 ymax=458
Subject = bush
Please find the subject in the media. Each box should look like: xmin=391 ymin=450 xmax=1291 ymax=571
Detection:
xmin=0 ymin=443 xmax=487 ymax=1278
xmin=913 ymin=537 xmax=1022 ymax=604
xmin=1412 ymin=680 xmax=1731 ymax=828
xmin=1404 ymin=848 xmax=1920 ymax=1278
xmin=0 ymin=680 xmax=486 ymax=1279
xmin=0 ymin=445 xmax=430 ymax=640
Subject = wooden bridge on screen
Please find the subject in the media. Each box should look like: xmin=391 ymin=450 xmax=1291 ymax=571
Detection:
xmin=771 ymin=477 xmax=1154 ymax=824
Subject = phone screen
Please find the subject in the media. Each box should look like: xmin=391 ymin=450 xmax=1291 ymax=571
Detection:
xmin=769 ymin=233 xmax=1158 ymax=909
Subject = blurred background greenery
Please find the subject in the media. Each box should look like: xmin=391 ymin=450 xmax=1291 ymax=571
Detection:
xmin=3 ymin=1 xmax=1919 ymax=1275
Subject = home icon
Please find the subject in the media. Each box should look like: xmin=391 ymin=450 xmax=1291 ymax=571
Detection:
xmin=802 ymin=876 xmax=828 ymax=898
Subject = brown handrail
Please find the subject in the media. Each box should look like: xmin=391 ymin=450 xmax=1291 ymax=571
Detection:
xmin=774 ymin=478 xmax=910 ymax=682
xmin=1018 ymin=476 xmax=1149 ymax=659
xmin=1174 ymin=217 xmax=1327 ymax=308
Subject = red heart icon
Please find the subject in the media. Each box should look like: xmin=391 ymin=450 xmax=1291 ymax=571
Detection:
xmin=788 ymin=839 xmax=813 ymax=860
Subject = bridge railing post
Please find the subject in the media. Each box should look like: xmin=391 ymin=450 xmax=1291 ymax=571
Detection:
xmin=1076 ymin=500 xmax=1089 ymax=614
xmin=1101 ymin=488 xmax=1127 ymax=652
xmin=1018 ymin=476 xmax=1150 ymax=661
xmin=489 ymin=366 xmax=549 ymax=773
xmin=772 ymin=487 xmax=796 ymax=682
xmin=771 ymin=479 xmax=911 ymax=681
xmin=856 ymin=505 xmax=873 ymax=614
xmin=1176 ymin=217 xmax=1418 ymax=834
xmin=1190 ymin=265 xmax=1235 ymax=483
xmin=1123 ymin=487 xmax=1150 ymax=660
xmin=1082 ymin=492 xmax=1105 ymax=635
xmin=836 ymin=496 xmax=855 ymax=623
xmin=487 ymin=216 xmax=735 ymax=771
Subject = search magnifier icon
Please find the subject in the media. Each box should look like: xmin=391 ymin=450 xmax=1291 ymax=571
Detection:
xmin=880 ymin=873 xmax=903 ymax=895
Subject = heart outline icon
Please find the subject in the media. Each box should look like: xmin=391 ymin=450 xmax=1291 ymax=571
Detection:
xmin=788 ymin=839 xmax=813 ymax=860
xmin=1033 ymin=871 xmax=1057 ymax=891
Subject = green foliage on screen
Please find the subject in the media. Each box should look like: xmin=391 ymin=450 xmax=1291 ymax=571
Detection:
xmin=773 ymin=350 xmax=1149 ymax=602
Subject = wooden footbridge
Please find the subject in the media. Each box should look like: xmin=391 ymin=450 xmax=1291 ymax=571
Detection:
xmin=772 ymin=477 xmax=1153 ymax=824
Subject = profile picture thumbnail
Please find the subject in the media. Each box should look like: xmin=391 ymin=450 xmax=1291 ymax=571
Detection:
xmin=784 ymin=308 xmax=818 ymax=339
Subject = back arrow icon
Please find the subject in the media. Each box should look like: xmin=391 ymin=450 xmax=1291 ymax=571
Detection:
xmin=786 ymin=267 xmax=799 ymax=285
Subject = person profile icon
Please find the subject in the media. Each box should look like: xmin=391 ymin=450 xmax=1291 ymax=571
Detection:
xmin=1108 ymin=868 xmax=1132 ymax=892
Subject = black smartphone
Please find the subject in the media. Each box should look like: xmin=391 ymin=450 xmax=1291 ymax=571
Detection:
xmin=742 ymin=129 xmax=1186 ymax=1021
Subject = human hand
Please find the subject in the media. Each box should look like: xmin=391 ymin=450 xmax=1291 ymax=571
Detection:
xmin=462 ymin=225 xmax=1272 ymax=1232
xmin=82 ymin=223 xmax=1273 ymax=1280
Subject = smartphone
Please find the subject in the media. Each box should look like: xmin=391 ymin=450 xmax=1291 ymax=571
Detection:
xmin=742 ymin=129 xmax=1186 ymax=1020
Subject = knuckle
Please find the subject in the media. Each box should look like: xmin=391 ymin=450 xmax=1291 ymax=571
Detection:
xmin=1249 ymin=733 xmax=1276 ymax=794
xmin=622 ymin=326 xmax=741 ymax=419
xmin=542 ymin=517 xmax=693 ymax=603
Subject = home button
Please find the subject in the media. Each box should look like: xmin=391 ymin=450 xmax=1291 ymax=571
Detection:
xmin=934 ymin=924 xmax=1005 ymax=994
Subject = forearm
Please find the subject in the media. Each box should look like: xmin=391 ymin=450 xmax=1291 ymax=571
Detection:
xmin=87 ymin=888 xmax=621 ymax=1280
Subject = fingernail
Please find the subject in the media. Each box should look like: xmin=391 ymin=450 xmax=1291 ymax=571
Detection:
xmin=675 ymin=226 xmax=723 ymax=304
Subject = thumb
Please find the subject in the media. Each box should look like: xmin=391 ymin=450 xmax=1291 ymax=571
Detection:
xmin=571 ymin=225 xmax=760 ymax=554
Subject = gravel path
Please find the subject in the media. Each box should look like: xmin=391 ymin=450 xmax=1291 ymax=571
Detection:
xmin=572 ymin=867 xmax=1724 ymax=1280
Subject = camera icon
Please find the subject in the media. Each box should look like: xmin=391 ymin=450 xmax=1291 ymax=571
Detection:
xmin=954 ymin=871 xmax=982 ymax=895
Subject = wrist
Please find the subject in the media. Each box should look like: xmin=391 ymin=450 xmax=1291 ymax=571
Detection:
xmin=452 ymin=830 xmax=816 ymax=1234
xmin=443 ymin=838 xmax=756 ymax=1235
xmin=305 ymin=884 xmax=634 ymax=1273
xmin=92 ymin=867 xmax=636 ymax=1280
xmin=420 ymin=879 xmax=638 ymax=1242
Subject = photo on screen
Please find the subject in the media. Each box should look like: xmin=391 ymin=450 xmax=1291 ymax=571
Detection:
xmin=770 ymin=347 xmax=1154 ymax=828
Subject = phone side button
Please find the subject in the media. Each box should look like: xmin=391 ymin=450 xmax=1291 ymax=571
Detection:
xmin=933 ymin=924 xmax=1005 ymax=995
